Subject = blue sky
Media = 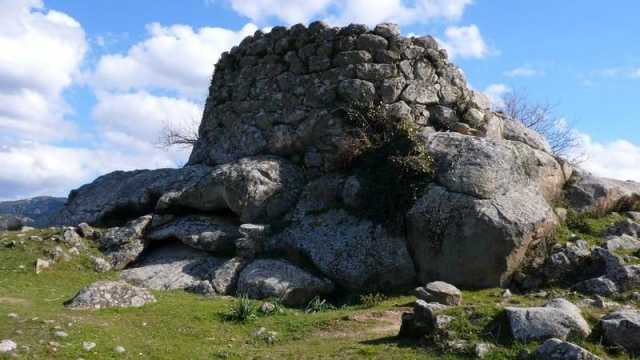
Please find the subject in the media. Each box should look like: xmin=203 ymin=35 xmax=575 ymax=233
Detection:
xmin=1 ymin=0 xmax=639 ymax=200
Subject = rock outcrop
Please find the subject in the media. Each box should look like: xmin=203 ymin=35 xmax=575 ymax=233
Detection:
xmin=505 ymin=298 xmax=591 ymax=341
xmin=534 ymin=338 xmax=602 ymax=360
xmin=53 ymin=22 xmax=578 ymax=296
xmin=65 ymin=281 xmax=156 ymax=310
xmin=599 ymin=310 xmax=640 ymax=354
xmin=236 ymin=259 xmax=334 ymax=306
xmin=565 ymin=169 xmax=640 ymax=215
xmin=53 ymin=166 xmax=211 ymax=226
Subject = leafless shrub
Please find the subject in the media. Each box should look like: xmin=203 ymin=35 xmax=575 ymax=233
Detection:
xmin=501 ymin=90 xmax=583 ymax=163
xmin=157 ymin=117 xmax=200 ymax=149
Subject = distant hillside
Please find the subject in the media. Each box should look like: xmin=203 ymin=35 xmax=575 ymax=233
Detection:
xmin=0 ymin=196 xmax=66 ymax=227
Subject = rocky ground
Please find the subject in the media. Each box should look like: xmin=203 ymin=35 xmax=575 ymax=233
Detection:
xmin=1 ymin=210 xmax=640 ymax=359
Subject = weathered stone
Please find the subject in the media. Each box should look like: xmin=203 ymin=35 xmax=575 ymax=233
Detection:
xmin=35 ymin=258 xmax=50 ymax=274
xmin=65 ymin=281 xmax=156 ymax=310
xmin=415 ymin=281 xmax=462 ymax=305
xmin=146 ymin=215 xmax=241 ymax=253
xmin=237 ymin=259 xmax=334 ymax=306
xmin=606 ymin=234 xmax=640 ymax=252
xmin=355 ymin=33 xmax=388 ymax=52
xmin=379 ymin=77 xmax=406 ymax=104
xmin=535 ymin=338 xmax=602 ymax=360
xmin=355 ymin=63 xmax=397 ymax=80
xmin=210 ymin=257 xmax=249 ymax=295
xmin=268 ymin=208 xmax=416 ymax=291
xmin=90 ymin=256 xmax=112 ymax=273
xmin=565 ymin=169 xmax=640 ymax=215
xmin=333 ymin=50 xmax=372 ymax=66
xmin=401 ymin=81 xmax=438 ymax=105
xmin=600 ymin=310 xmax=640 ymax=354
xmin=337 ymin=79 xmax=376 ymax=102
xmin=373 ymin=23 xmax=400 ymax=39
xmin=0 ymin=339 xmax=17 ymax=354
xmin=505 ymin=298 xmax=591 ymax=341
xmin=399 ymin=299 xmax=448 ymax=338
xmin=77 ymin=222 xmax=95 ymax=238
xmin=98 ymin=215 xmax=152 ymax=270
xmin=52 ymin=166 xmax=211 ymax=226
xmin=121 ymin=243 xmax=223 ymax=291
xmin=158 ymin=156 xmax=304 ymax=224
xmin=606 ymin=218 xmax=640 ymax=238
xmin=407 ymin=184 xmax=556 ymax=288
xmin=503 ymin=119 xmax=553 ymax=153
xmin=62 ymin=228 xmax=83 ymax=247
xmin=573 ymin=276 xmax=618 ymax=296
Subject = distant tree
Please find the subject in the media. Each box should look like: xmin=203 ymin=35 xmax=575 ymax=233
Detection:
xmin=157 ymin=117 xmax=200 ymax=149
xmin=501 ymin=90 xmax=582 ymax=162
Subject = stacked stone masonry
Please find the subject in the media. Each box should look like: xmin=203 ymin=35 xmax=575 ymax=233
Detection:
xmin=188 ymin=21 xmax=492 ymax=171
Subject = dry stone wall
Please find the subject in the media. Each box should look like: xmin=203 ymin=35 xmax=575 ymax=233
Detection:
xmin=188 ymin=21 xmax=492 ymax=171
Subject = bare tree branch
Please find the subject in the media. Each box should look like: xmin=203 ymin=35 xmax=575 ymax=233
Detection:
xmin=501 ymin=90 xmax=583 ymax=163
xmin=157 ymin=117 xmax=200 ymax=149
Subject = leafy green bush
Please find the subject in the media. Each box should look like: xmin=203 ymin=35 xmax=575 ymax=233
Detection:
xmin=225 ymin=295 xmax=257 ymax=322
xmin=337 ymin=101 xmax=434 ymax=229
xmin=305 ymin=296 xmax=335 ymax=313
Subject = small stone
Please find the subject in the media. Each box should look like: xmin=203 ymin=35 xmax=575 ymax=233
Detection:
xmin=416 ymin=281 xmax=462 ymax=305
xmin=53 ymin=331 xmax=68 ymax=338
xmin=259 ymin=302 xmax=276 ymax=314
xmin=82 ymin=342 xmax=96 ymax=351
xmin=77 ymin=223 xmax=95 ymax=238
xmin=35 ymin=258 xmax=51 ymax=274
xmin=0 ymin=339 xmax=17 ymax=353
xmin=474 ymin=342 xmax=494 ymax=359
xmin=373 ymin=23 xmax=400 ymax=39
xmin=502 ymin=289 xmax=512 ymax=299
xmin=113 ymin=346 xmax=126 ymax=353
xmin=90 ymin=256 xmax=112 ymax=273
xmin=7 ymin=313 xmax=18 ymax=319
xmin=535 ymin=338 xmax=602 ymax=360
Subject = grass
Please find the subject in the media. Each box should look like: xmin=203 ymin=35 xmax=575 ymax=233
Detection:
xmin=0 ymin=228 xmax=637 ymax=359
xmin=556 ymin=211 xmax=627 ymax=247
xmin=0 ymin=229 xmax=438 ymax=359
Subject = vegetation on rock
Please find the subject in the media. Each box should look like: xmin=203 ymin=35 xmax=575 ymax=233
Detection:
xmin=337 ymin=101 xmax=434 ymax=228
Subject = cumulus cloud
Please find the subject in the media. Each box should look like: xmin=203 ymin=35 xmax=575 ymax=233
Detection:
xmin=224 ymin=0 xmax=473 ymax=26
xmin=437 ymin=25 xmax=488 ymax=59
xmin=504 ymin=66 xmax=544 ymax=78
xmin=482 ymin=83 xmax=511 ymax=109
xmin=0 ymin=142 xmax=183 ymax=200
xmin=571 ymin=134 xmax=640 ymax=182
xmin=0 ymin=0 xmax=87 ymax=142
xmin=92 ymin=91 xmax=202 ymax=145
xmin=91 ymin=22 xmax=258 ymax=98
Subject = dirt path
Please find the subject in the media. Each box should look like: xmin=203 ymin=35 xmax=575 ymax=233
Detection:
xmin=316 ymin=309 xmax=408 ymax=339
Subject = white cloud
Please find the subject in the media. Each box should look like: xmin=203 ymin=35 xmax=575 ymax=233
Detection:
xmin=0 ymin=0 xmax=87 ymax=142
xmin=0 ymin=141 xmax=182 ymax=200
xmin=571 ymin=134 xmax=640 ymax=182
xmin=91 ymin=23 xmax=258 ymax=98
xmin=482 ymin=83 xmax=511 ymax=109
xmin=92 ymin=91 xmax=202 ymax=145
xmin=224 ymin=0 xmax=473 ymax=26
xmin=504 ymin=66 xmax=543 ymax=78
xmin=229 ymin=0 xmax=334 ymax=25
xmin=438 ymin=25 xmax=488 ymax=59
